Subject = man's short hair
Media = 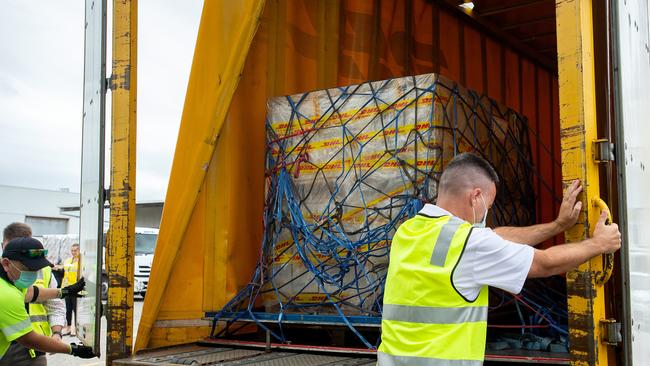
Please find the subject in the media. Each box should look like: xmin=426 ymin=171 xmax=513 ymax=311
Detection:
xmin=71 ymin=243 xmax=80 ymax=248
xmin=439 ymin=153 xmax=499 ymax=195
xmin=3 ymin=222 xmax=32 ymax=242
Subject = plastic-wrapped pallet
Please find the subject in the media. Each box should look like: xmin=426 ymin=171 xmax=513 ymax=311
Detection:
xmin=261 ymin=73 xmax=534 ymax=316
xmin=41 ymin=234 xmax=79 ymax=266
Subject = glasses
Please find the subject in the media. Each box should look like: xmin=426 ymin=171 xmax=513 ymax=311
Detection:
xmin=19 ymin=249 xmax=48 ymax=258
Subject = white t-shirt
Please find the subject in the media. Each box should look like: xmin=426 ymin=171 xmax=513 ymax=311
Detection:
xmin=419 ymin=204 xmax=534 ymax=301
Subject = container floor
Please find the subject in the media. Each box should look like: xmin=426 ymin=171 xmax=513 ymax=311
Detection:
xmin=114 ymin=341 xmax=570 ymax=365
xmin=114 ymin=344 xmax=376 ymax=366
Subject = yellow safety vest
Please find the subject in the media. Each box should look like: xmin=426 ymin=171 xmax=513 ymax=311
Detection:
xmin=378 ymin=214 xmax=489 ymax=366
xmin=29 ymin=267 xmax=52 ymax=338
xmin=62 ymin=257 xmax=78 ymax=287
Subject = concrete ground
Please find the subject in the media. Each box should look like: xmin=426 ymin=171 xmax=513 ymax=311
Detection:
xmin=49 ymin=299 xmax=143 ymax=366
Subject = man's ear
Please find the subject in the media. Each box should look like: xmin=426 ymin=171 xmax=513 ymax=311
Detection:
xmin=0 ymin=258 xmax=10 ymax=271
xmin=469 ymin=187 xmax=482 ymax=202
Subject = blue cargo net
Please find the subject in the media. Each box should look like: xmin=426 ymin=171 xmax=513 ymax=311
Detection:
xmin=209 ymin=73 xmax=566 ymax=350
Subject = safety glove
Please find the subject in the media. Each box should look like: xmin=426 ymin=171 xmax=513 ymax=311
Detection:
xmin=69 ymin=343 xmax=95 ymax=359
xmin=61 ymin=277 xmax=86 ymax=298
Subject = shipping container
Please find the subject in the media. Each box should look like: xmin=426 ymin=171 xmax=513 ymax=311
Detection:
xmin=98 ymin=0 xmax=650 ymax=365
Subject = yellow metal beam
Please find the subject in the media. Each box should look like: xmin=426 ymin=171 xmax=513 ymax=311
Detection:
xmin=556 ymin=0 xmax=611 ymax=365
xmin=107 ymin=0 xmax=137 ymax=363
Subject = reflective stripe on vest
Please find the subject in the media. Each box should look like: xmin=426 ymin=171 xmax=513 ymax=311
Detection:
xmin=1 ymin=318 xmax=32 ymax=336
xmin=30 ymin=315 xmax=49 ymax=323
xmin=29 ymin=267 xmax=52 ymax=338
xmin=379 ymin=214 xmax=489 ymax=364
xmin=382 ymin=304 xmax=487 ymax=324
xmin=429 ymin=217 xmax=464 ymax=267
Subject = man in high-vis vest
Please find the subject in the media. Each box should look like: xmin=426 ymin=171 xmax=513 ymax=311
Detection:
xmin=0 ymin=224 xmax=85 ymax=366
xmin=0 ymin=237 xmax=95 ymax=361
xmin=378 ymin=153 xmax=622 ymax=366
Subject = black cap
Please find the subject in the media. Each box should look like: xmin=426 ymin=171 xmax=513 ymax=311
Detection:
xmin=2 ymin=237 xmax=53 ymax=271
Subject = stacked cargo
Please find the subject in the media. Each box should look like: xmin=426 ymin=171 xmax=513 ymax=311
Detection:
xmin=212 ymin=73 xmax=542 ymax=345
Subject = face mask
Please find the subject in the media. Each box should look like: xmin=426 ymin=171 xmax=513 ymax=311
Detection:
xmin=472 ymin=194 xmax=489 ymax=228
xmin=9 ymin=262 xmax=38 ymax=289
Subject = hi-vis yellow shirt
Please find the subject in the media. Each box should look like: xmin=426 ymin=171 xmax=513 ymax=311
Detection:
xmin=0 ymin=277 xmax=32 ymax=357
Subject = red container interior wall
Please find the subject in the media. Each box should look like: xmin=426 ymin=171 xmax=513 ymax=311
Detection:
xmin=244 ymin=0 xmax=565 ymax=293
xmin=188 ymin=0 xmax=565 ymax=318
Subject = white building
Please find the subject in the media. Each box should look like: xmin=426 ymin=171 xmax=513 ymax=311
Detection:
xmin=59 ymin=201 xmax=164 ymax=229
xmin=0 ymin=184 xmax=80 ymax=236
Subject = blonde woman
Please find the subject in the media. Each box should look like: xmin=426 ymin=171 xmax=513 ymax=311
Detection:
xmin=61 ymin=244 xmax=79 ymax=336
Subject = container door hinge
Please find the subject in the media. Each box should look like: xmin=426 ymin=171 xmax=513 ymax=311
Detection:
xmin=106 ymin=75 xmax=116 ymax=91
xmin=594 ymin=139 xmax=615 ymax=163
xmin=600 ymin=318 xmax=622 ymax=346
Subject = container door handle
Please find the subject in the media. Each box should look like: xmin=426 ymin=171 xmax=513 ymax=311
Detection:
xmin=591 ymin=197 xmax=614 ymax=285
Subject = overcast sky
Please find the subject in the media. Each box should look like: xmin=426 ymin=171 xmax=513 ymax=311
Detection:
xmin=0 ymin=1 xmax=203 ymax=202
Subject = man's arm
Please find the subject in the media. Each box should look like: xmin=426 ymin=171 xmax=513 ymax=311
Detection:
xmin=25 ymin=286 xmax=58 ymax=302
xmin=528 ymin=211 xmax=621 ymax=277
xmin=45 ymin=273 xmax=66 ymax=339
xmin=16 ymin=331 xmax=71 ymax=354
xmin=51 ymin=324 xmax=63 ymax=340
xmin=16 ymin=331 xmax=95 ymax=358
xmin=25 ymin=278 xmax=85 ymax=302
xmin=494 ymin=221 xmax=564 ymax=247
xmin=495 ymin=180 xmax=583 ymax=246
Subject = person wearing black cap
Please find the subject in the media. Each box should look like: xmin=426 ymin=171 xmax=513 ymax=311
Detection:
xmin=1 ymin=223 xmax=86 ymax=366
xmin=1 ymin=224 xmax=86 ymax=314
xmin=0 ymin=237 xmax=95 ymax=360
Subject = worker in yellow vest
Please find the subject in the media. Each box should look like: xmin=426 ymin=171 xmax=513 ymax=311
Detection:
xmin=378 ymin=153 xmax=622 ymax=365
xmin=0 ymin=237 xmax=95 ymax=361
xmin=0 ymin=223 xmax=85 ymax=366
xmin=61 ymin=244 xmax=80 ymax=336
